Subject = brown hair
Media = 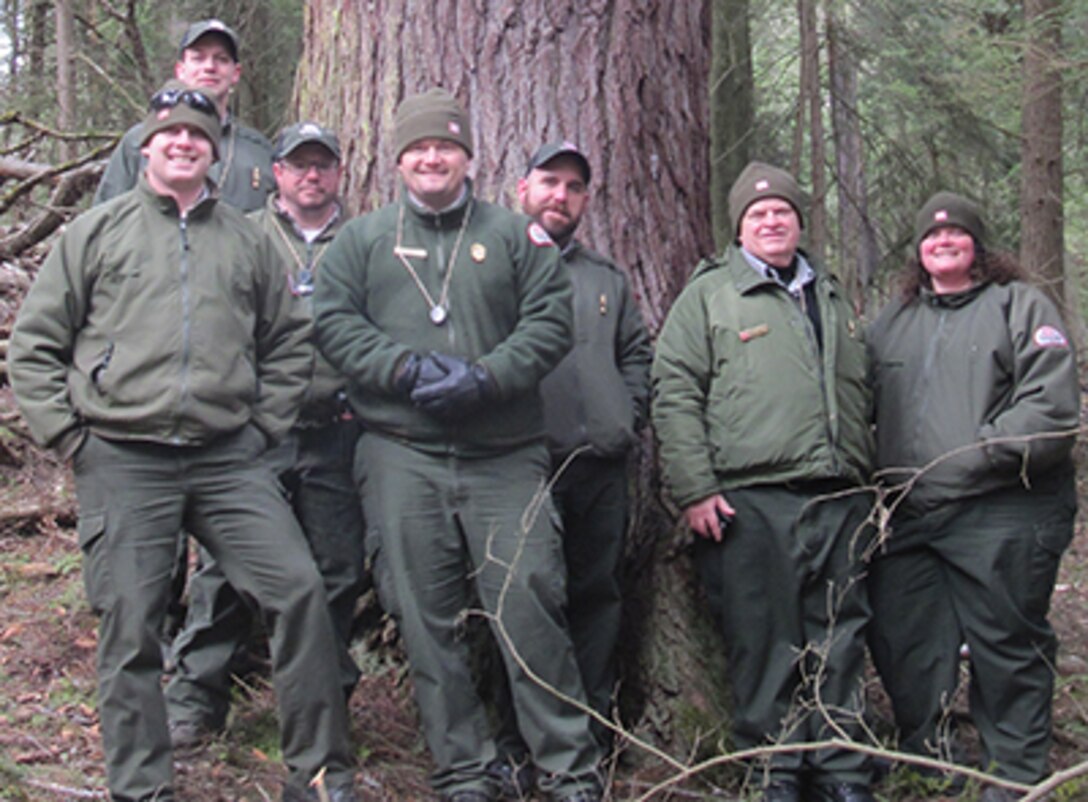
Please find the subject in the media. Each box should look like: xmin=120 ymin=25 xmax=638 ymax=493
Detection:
xmin=897 ymin=242 xmax=1026 ymax=301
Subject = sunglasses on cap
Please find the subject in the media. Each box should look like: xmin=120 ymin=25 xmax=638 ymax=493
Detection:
xmin=149 ymin=88 xmax=217 ymax=117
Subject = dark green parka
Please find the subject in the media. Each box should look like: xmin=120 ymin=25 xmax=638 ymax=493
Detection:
xmin=869 ymin=280 xmax=1078 ymax=513
xmin=652 ymin=246 xmax=873 ymax=509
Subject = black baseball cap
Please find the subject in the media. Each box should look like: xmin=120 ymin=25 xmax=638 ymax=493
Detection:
xmin=525 ymin=141 xmax=591 ymax=185
xmin=178 ymin=19 xmax=240 ymax=62
xmin=275 ymin=122 xmax=342 ymax=162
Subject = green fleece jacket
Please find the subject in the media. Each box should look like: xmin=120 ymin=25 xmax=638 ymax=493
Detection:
xmin=652 ymin=245 xmax=872 ymax=509
xmin=9 ymin=178 xmax=311 ymax=454
xmin=539 ymin=240 xmax=651 ymax=461
xmin=313 ymin=185 xmax=573 ymax=456
xmin=249 ymin=194 xmax=347 ymax=423
xmin=869 ymin=280 xmax=1079 ymax=512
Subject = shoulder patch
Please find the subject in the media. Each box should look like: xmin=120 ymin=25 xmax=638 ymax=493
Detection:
xmin=527 ymin=222 xmax=554 ymax=247
xmin=1033 ymin=325 xmax=1069 ymax=349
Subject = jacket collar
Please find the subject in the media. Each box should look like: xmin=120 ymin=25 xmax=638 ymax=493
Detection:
xmin=401 ymin=179 xmax=473 ymax=228
xmin=138 ymin=174 xmax=218 ymax=219
xmin=920 ymin=281 xmax=989 ymax=309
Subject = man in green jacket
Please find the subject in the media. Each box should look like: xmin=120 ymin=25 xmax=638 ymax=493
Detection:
xmin=94 ymin=18 xmax=274 ymax=211
xmin=166 ymin=122 xmax=366 ymax=742
xmin=8 ymin=86 xmax=356 ymax=802
xmin=651 ymin=162 xmax=875 ymax=802
xmin=484 ymin=142 xmax=651 ymax=794
xmin=313 ymin=89 xmax=602 ymax=802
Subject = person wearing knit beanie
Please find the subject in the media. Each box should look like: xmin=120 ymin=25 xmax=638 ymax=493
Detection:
xmin=913 ymin=190 xmax=985 ymax=251
xmin=393 ymin=88 xmax=474 ymax=160
xmin=728 ymin=160 xmax=806 ymax=237
xmin=653 ymin=157 xmax=877 ymax=802
xmin=140 ymin=79 xmax=221 ymax=159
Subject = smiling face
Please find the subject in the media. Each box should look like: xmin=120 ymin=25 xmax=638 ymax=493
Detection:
xmin=920 ymin=225 xmax=976 ymax=294
xmin=174 ymin=35 xmax=240 ymax=110
xmin=517 ymin=156 xmax=589 ymax=247
xmin=738 ymin=197 xmax=801 ymax=268
xmin=397 ymin=138 xmax=470 ymax=210
xmin=141 ymin=123 xmax=214 ymax=198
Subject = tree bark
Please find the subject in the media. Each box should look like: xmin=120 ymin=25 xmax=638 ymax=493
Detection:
xmin=54 ymin=0 xmax=74 ymax=161
xmin=295 ymin=0 xmax=713 ymax=334
xmin=1019 ymin=0 xmax=1064 ymax=305
xmin=826 ymin=1 xmax=876 ymax=310
xmin=296 ymin=0 xmax=727 ymax=761
xmin=710 ymin=0 xmax=753 ymax=252
xmin=798 ymin=0 xmax=826 ymax=263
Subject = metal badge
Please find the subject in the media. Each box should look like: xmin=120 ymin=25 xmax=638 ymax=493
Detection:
xmin=471 ymin=242 xmax=487 ymax=263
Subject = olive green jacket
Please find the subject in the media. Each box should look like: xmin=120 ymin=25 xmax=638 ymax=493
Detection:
xmin=94 ymin=116 xmax=275 ymax=211
xmin=539 ymin=240 xmax=651 ymax=461
xmin=314 ymin=184 xmax=573 ymax=456
xmin=869 ymin=280 xmax=1079 ymax=512
xmin=651 ymin=246 xmax=873 ymax=509
xmin=250 ymin=194 xmax=347 ymax=423
xmin=9 ymin=178 xmax=311 ymax=454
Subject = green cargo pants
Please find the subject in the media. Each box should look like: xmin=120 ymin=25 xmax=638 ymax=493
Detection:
xmin=868 ymin=475 xmax=1075 ymax=783
xmin=355 ymin=433 xmax=602 ymax=799
xmin=72 ymin=426 xmax=354 ymax=801
xmin=492 ymin=453 xmax=628 ymax=757
xmin=165 ymin=420 xmax=367 ymax=730
xmin=694 ymin=482 xmax=875 ymax=788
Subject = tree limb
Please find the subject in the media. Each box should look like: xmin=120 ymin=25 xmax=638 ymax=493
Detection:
xmin=0 ymin=162 xmax=104 ymax=259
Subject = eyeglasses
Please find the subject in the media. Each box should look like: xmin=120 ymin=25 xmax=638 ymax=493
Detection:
xmin=280 ymin=159 xmax=339 ymax=176
xmin=149 ymin=88 xmax=217 ymax=117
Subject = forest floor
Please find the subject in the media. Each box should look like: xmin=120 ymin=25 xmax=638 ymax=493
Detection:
xmin=1 ymin=382 xmax=1087 ymax=801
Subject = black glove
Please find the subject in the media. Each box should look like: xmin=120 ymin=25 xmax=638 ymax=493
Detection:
xmin=410 ymin=352 xmax=495 ymax=419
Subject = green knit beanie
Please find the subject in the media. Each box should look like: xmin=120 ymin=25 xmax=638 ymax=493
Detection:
xmin=728 ymin=161 xmax=806 ymax=236
xmin=913 ymin=191 xmax=985 ymax=250
xmin=140 ymin=80 xmax=221 ymax=159
xmin=393 ymin=88 xmax=473 ymax=161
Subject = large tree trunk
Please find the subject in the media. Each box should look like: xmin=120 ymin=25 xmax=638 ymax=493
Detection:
xmin=1019 ymin=0 xmax=1064 ymax=306
xmin=710 ymin=0 xmax=753 ymax=252
xmin=296 ymin=0 xmax=728 ymax=765
xmin=826 ymin=1 xmax=876 ymax=311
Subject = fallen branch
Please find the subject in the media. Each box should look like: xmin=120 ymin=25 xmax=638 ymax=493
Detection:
xmin=25 ymin=778 xmax=108 ymax=799
xmin=0 ymin=162 xmax=104 ymax=259
xmin=0 ymin=140 xmax=115 ymax=217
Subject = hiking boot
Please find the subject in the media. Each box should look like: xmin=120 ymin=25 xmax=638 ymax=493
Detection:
xmin=167 ymin=719 xmax=214 ymax=750
xmin=486 ymin=756 xmax=536 ymax=799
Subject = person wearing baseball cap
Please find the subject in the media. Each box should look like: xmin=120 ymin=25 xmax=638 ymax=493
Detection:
xmin=95 ymin=17 xmax=274 ymax=211
xmin=652 ymin=161 xmax=876 ymax=802
xmin=313 ymin=89 xmax=604 ymax=802
xmin=868 ymin=192 xmax=1078 ymax=802
xmin=165 ymin=119 xmax=362 ymax=776
xmin=477 ymin=140 xmax=650 ymax=796
xmin=9 ymin=80 xmax=358 ymax=802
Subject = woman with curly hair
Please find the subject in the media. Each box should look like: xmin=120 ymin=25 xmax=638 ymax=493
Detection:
xmin=867 ymin=192 xmax=1079 ymax=802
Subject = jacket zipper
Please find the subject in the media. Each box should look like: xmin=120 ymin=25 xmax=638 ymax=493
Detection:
xmin=176 ymin=215 xmax=193 ymax=444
